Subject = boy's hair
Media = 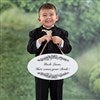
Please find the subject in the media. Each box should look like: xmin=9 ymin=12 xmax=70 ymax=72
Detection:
xmin=38 ymin=3 xmax=57 ymax=14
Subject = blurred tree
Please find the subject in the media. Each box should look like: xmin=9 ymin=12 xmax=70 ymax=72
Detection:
xmin=0 ymin=0 xmax=13 ymax=12
xmin=9 ymin=0 xmax=46 ymax=12
xmin=89 ymin=63 xmax=100 ymax=97
xmin=57 ymin=0 xmax=100 ymax=52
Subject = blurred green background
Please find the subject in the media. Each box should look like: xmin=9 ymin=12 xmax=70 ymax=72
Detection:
xmin=0 ymin=0 xmax=100 ymax=100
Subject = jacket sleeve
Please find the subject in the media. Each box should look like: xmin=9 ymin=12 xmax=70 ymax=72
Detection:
xmin=61 ymin=30 xmax=72 ymax=54
xmin=27 ymin=30 xmax=38 ymax=54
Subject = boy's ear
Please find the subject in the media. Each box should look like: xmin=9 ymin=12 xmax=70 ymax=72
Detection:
xmin=56 ymin=15 xmax=59 ymax=21
xmin=38 ymin=18 xmax=41 ymax=22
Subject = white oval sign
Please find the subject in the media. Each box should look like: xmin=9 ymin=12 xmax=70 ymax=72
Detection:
xmin=27 ymin=54 xmax=78 ymax=80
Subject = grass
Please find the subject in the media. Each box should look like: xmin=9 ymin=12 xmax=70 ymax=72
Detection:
xmin=63 ymin=78 xmax=96 ymax=100
xmin=1 ymin=7 xmax=99 ymax=100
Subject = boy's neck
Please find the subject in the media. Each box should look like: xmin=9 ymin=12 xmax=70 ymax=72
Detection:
xmin=43 ymin=25 xmax=54 ymax=29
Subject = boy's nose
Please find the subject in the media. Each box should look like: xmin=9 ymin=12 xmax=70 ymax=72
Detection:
xmin=47 ymin=15 xmax=51 ymax=18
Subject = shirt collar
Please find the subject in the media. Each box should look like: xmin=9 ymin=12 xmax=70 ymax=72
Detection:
xmin=43 ymin=25 xmax=54 ymax=30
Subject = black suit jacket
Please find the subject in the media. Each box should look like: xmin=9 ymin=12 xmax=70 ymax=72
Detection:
xmin=27 ymin=25 xmax=72 ymax=56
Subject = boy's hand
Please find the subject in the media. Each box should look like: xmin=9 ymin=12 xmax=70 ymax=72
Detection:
xmin=38 ymin=35 xmax=52 ymax=44
xmin=52 ymin=36 xmax=63 ymax=45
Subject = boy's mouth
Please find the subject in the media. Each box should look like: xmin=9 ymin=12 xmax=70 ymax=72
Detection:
xmin=45 ymin=21 xmax=52 ymax=24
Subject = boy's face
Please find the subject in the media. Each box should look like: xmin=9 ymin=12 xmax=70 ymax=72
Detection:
xmin=38 ymin=9 xmax=59 ymax=28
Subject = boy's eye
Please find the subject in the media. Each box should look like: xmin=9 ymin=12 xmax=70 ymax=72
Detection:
xmin=50 ymin=14 xmax=53 ymax=16
xmin=43 ymin=14 xmax=47 ymax=17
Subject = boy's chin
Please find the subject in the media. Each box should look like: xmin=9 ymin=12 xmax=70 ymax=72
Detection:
xmin=44 ymin=24 xmax=54 ymax=28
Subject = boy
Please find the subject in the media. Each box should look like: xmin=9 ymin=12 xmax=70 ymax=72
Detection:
xmin=27 ymin=3 xmax=72 ymax=100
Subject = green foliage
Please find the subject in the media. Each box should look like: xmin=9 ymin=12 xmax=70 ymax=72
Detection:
xmin=9 ymin=0 xmax=46 ymax=12
xmin=57 ymin=0 xmax=100 ymax=54
xmin=0 ymin=7 xmax=36 ymax=99
xmin=0 ymin=7 xmax=39 ymax=31
xmin=63 ymin=78 xmax=95 ymax=99
xmin=1 ymin=53 xmax=35 ymax=100
xmin=89 ymin=63 xmax=100 ymax=97
xmin=0 ymin=0 xmax=14 ymax=13
xmin=76 ymin=44 xmax=100 ymax=98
